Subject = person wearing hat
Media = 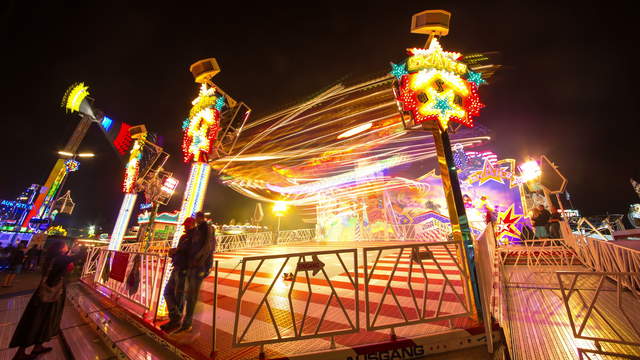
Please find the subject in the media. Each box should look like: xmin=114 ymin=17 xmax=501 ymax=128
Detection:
xmin=173 ymin=211 xmax=213 ymax=334
xmin=161 ymin=217 xmax=196 ymax=333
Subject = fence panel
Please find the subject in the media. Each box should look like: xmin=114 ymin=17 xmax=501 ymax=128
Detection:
xmin=277 ymin=228 xmax=315 ymax=244
xmin=217 ymin=231 xmax=273 ymax=253
xmin=362 ymin=241 xmax=473 ymax=331
xmin=85 ymin=248 xmax=167 ymax=319
xmin=232 ymin=248 xmax=359 ymax=347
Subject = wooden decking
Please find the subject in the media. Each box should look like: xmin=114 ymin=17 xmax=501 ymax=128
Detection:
xmin=502 ymin=265 xmax=640 ymax=360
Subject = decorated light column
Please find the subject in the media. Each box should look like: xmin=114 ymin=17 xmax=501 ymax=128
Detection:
xmin=109 ymin=135 xmax=145 ymax=250
xmin=391 ymin=10 xmax=488 ymax=317
xmin=172 ymin=59 xmax=225 ymax=245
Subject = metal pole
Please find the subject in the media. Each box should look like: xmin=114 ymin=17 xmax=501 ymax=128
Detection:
xmin=210 ymin=260 xmax=219 ymax=358
xmin=426 ymin=122 xmax=482 ymax=319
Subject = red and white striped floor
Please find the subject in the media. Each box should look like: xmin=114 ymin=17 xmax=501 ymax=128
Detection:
xmin=175 ymin=241 xmax=481 ymax=359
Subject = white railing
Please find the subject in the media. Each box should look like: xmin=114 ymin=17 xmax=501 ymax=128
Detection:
xmin=81 ymin=248 xmax=167 ymax=320
xmin=119 ymin=240 xmax=172 ymax=254
xmin=362 ymin=241 xmax=473 ymax=332
xmin=472 ymin=226 xmax=497 ymax=353
xmin=232 ymin=248 xmax=359 ymax=350
xmin=276 ymin=228 xmax=315 ymax=244
xmin=217 ymin=231 xmax=273 ymax=253
xmin=564 ymin=219 xmax=640 ymax=292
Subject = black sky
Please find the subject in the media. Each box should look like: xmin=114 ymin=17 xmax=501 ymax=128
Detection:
xmin=1 ymin=1 xmax=639 ymax=230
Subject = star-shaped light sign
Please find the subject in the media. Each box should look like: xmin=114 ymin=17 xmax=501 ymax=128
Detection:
xmin=495 ymin=204 xmax=522 ymax=244
xmin=390 ymin=62 xmax=408 ymax=79
xmin=466 ymin=70 xmax=486 ymax=87
xmin=393 ymin=38 xmax=484 ymax=130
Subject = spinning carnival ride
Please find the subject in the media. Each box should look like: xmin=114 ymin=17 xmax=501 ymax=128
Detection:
xmin=208 ymin=32 xmax=546 ymax=246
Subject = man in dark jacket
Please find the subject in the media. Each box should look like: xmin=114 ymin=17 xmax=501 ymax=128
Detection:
xmin=174 ymin=211 xmax=213 ymax=334
xmin=161 ymin=217 xmax=196 ymax=333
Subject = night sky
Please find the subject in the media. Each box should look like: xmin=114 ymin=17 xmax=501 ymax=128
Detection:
xmin=1 ymin=1 xmax=638 ymax=231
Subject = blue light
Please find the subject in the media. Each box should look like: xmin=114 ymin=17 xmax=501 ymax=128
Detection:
xmin=101 ymin=116 xmax=113 ymax=131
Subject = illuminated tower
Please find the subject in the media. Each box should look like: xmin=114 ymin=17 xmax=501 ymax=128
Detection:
xmin=23 ymin=84 xmax=93 ymax=229
xmin=109 ymin=131 xmax=147 ymax=250
xmin=172 ymin=59 xmax=226 ymax=245
xmin=391 ymin=10 xmax=489 ymax=317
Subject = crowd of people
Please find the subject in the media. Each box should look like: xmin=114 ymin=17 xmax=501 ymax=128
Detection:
xmin=1 ymin=242 xmax=43 ymax=287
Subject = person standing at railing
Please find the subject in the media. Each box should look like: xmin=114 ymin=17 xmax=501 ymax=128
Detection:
xmin=173 ymin=211 xmax=213 ymax=335
xmin=161 ymin=217 xmax=196 ymax=333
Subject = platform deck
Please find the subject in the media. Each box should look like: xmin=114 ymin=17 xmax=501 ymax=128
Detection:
xmin=503 ymin=265 xmax=640 ymax=360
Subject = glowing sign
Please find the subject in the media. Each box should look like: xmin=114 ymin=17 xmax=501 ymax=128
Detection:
xmin=182 ymin=84 xmax=225 ymax=163
xmin=63 ymin=83 xmax=90 ymax=113
xmin=392 ymin=38 xmax=485 ymax=130
xmin=161 ymin=177 xmax=179 ymax=195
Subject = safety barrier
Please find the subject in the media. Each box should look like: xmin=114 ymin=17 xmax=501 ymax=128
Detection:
xmin=557 ymin=271 xmax=640 ymax=347
xmin=276 ymin=228 xmax=315 ymax=244
xmin=564 ymin=219 xmax=640 ymax=292
xmin=232 ymin=248 xmax=359 ymax=348
xmin=81 ymin=248 xmax=167 ymax=320
xmin=217 ymin=231 xmax=273 ymax=252
xmin=362 ymin=241 xmax=473 ymax=333
xmin=472 ymin=226 xmax=498 ymax=353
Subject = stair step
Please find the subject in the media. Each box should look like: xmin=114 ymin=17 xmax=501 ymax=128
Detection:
xmin=61 ymin=324 xmax=114 ymax=360
xmin=67 ymin=283 xmax=180 ymax=359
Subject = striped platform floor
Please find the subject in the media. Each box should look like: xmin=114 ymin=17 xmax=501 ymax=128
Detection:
xmin=170 ymin=241 xmax=482 ymax=359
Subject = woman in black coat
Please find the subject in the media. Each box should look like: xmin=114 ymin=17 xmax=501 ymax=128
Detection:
xmin=10 ymin=241 xmax=77 ymax=360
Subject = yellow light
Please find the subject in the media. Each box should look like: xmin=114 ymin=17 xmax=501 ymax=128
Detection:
xmin=65 ymin=83 xmax=89 ymax=113
xmin=519 ymin=160 xmax=542 ymax=182
xmin=337 ymin=122 xmax=373 ymax=139
xmin=77 ymin=152 xmax=95 ymax=158
xmin=58 ymin=151 xmax=73 ymax=157
xmin=273 ymin=201 xmax=288 ymax=217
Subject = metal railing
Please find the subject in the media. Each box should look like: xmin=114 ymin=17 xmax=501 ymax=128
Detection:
xmin=472 ymin=226 xmax=498 ymax=353
xmin=276 ymin=228 xmax=315 ymax=244
xmin=81 ymin=248 xmax=167 ymax=320
xmin=217 ymin=231 xmax=273 ymax=252
xmin=362 ymin=241 xmax=473 ymax=332
xmin=232 ymin=248 xmax=359 ymax=348
xmin=119 ymin=240 xmax=172 ymax=253
xmin=557 ymin=271 xmax=640 ymax=347
xmin=564 ymin=219 xmax=640 ymax=292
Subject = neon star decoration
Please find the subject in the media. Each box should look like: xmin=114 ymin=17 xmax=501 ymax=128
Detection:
xmin=495 ymin=205 xmax=522 ymax=244
xmin=466 ymin=70 xmax=486 ymax=87
xmin=182 ymin=84 xmax=225 ymax=163
xmin=393 ymin=38 xmax=485 ymax=129
xmin=389 ymin=62 xmax=408 ymax=79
